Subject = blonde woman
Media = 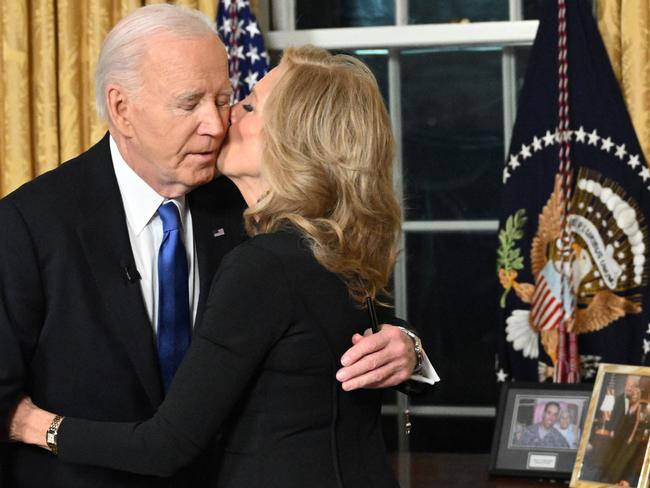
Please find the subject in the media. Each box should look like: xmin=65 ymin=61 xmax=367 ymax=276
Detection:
xmin=10 ymin=46 xmax=404 ymax=487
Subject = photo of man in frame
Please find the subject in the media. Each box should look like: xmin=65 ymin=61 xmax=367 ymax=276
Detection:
xmin=580 ymin=373 xmax=650 ymax=487
xmin=510 ymin=396 xmax=586 ymax=451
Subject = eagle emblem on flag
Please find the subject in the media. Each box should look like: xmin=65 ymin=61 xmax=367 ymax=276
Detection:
xmin=499 ymin=168 xmax=647 ymax=364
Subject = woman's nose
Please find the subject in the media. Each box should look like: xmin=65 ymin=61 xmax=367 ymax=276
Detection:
xmin=229 ymin=102 xmax=245 ymax=124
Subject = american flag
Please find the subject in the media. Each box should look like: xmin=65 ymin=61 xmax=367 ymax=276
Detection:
xmin=216 ymin=0 xmax=270 ymax=102
xmin=531 ymin=272 xmax=567 ymax=332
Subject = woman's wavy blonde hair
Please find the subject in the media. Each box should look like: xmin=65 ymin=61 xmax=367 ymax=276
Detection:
xmin=244 ymin=46 xmax=401 ymax=304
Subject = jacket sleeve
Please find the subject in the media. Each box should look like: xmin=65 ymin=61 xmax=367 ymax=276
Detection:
xmin=57 ymin=242 xmax=293 ymax=476
xmin=0 ymin=199 xmax=45 ymax=435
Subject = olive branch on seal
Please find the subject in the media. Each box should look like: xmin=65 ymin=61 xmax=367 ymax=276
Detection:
xmin=496 ymin=209 xmax=527 ymax=308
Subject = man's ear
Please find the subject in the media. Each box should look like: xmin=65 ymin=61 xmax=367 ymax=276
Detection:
xmin=106 ymin=85 xmax=135 ymax=137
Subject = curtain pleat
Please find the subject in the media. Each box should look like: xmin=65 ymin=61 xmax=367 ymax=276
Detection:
xmin=31 ymin=0 xmax=60 ymax=176
xmin=57 ymin=0 xmax=84 ymax=162
xmin=87 ymin=2 xmax=116 ymax=145
xmin=0 ymin=0 xmax=219 ymax=197
xmin=2 ymin=1 xmax=33 ymax=195
xmin=0 ymin=1 xmax=4 ymax=193
xmin=597 ymin=0 xmax=650 ymax=166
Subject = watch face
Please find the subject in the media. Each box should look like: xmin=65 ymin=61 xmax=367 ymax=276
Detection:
xmin=47 ymin=432 xmax=55 ymax=444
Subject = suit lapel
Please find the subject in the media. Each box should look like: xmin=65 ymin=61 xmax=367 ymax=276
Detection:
xmin=75 ymin=135 xmax=163 ymax=408
xmin=190 ymin=176 xmax=247 ymax=326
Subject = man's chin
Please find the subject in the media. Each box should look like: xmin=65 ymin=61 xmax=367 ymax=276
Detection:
xmin=195 ymin=169 xmax=218 ymax=186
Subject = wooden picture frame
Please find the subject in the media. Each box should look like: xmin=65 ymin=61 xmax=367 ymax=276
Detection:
xmin=571 ymin=364 xmax=650 ymax=488
xmin=490 ymin=381 xmax=593 ymax=479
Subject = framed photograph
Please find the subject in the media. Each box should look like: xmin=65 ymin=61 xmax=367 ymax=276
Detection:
xmin=490 ymin=382 xmax=593 ymax=478
xmin=571 ymin=364 xmax=650 ymax=488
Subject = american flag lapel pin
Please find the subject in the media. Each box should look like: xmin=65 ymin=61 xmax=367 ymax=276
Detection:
xmin=212 ymin=227 xmax=225 ymax=238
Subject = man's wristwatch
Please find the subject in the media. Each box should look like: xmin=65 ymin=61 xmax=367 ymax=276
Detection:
xmin=46 ymin=415 xmax=64 ymax=455
xmin=401 ymin=329 xmax=424 ymax=375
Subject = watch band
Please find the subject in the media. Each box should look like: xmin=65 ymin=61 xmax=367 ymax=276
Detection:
xmin=401 ymin=328 xmax=424 ymax=375
xmin=46 ymin=415 xmax=64 ymax=455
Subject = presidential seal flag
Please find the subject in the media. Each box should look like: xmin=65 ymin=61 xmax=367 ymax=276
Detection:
xmin=496 ymin=0 xmax=650 ymax=383
xmin=217 ymin=0 xmax=269 ymax=102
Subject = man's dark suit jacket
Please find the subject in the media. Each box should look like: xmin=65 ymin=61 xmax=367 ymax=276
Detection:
xmin=607 ymin=393 xmax=627 ymax=435
xmin=0 ymin=134 xmax=246 ymax=487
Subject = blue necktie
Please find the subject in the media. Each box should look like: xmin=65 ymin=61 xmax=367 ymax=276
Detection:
xmin=157 ymin=202 xmax=191 ymax=392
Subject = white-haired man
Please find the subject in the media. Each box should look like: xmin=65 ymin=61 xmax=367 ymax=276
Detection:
xmin=0 ymin=5 xmax=431 ymax=487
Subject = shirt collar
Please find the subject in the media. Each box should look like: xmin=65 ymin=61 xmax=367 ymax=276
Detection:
xmin=110 ymin=135 xmax=187 ymax=235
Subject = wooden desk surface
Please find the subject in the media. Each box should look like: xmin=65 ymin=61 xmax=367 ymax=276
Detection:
xmin=389 ymin=453 xmax=570 ymax=487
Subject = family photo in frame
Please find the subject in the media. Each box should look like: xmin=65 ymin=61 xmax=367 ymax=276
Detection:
xmin=571 ymin=364 xmax=650 ymax=488
xmin=490 ymin=382 xmax=592 ymax=478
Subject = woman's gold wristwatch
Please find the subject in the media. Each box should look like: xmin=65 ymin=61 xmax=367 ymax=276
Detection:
xmin=46 ymin=415 xmax=64 ymax=455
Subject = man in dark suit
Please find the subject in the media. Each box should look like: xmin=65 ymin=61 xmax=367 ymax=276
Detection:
xmin=0 ymin=5 xmax=430 ymax=487
xmin=600 ymin=375 xmax=644 ymax=485
xmin=607 ymin=375 xmax=641 ymax=437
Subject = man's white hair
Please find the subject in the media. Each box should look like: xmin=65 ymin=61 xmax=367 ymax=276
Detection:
xmin=95 ymin=3 xmax=220 ymax=121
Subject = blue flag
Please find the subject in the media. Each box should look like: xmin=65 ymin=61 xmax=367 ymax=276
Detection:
xmin=496 ymin=0 xmax=650 ymax=383
xmin=216 ymin=0 xmax=270 ymax=102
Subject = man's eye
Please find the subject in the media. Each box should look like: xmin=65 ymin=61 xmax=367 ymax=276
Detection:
xmin=242 ymin=104 xmax=254 ymax=112
xmin=181 ymin=104 xmax=197 ymax=111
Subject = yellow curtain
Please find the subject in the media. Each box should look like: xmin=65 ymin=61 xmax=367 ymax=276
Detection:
xmin=597 ymin=0 xmax=650 ymax=167
xmin=0 ymin=0 xmax=217 ymax=197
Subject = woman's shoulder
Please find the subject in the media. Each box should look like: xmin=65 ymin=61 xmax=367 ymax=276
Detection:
xmin=220 ymin=228 xmax=309 ymax=276
xmin=243 ymin=228 xmax=309 ymax=259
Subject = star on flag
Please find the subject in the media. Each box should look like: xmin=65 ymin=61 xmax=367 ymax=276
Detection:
xmin=245 ymin=21 xmax=261 ymax=38
xmin=543 ymin=130 xmax=555 ymax=146
xmin=639 ymin=167 xmax=650 ymax=182
xmin=244 ymin=71 xmax=259 ymax=90
xmin=496 ymin=368 xmax=508 ymax=382
xmin=601 ymin=136 xmax=614 ymax=152
xmin=508 ymin=154 xmax=520 ymax=169
xmin=628 ymin=154 xmax=641 ymax=169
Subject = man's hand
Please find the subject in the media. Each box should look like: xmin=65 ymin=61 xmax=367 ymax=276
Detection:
xmin=336 ymin=324 xmax=416 ymax=391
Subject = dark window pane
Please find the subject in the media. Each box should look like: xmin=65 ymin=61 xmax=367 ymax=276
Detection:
xmin=293 ymin=0 xmax=394 ymax=29
xmin=523 ymin=0 xmax=545 ymax=19
xmin=401 ymin=48 xmax=503 ymax=220
xmin=524 ymin=0 xmax=595 ymax=20
xmin=269 ymin=50 xmax=282 ymax=68
xmin=409 ymin=0 xmax=508 ymax=24
xmin=406 ymin=231 xmax=498 ymax=407
xmin=515 ymin=46 xmax=532 ymax=99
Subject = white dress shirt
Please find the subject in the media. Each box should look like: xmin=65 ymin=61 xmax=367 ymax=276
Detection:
xmin=110 ymin=136 xmax=200 ymax=333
